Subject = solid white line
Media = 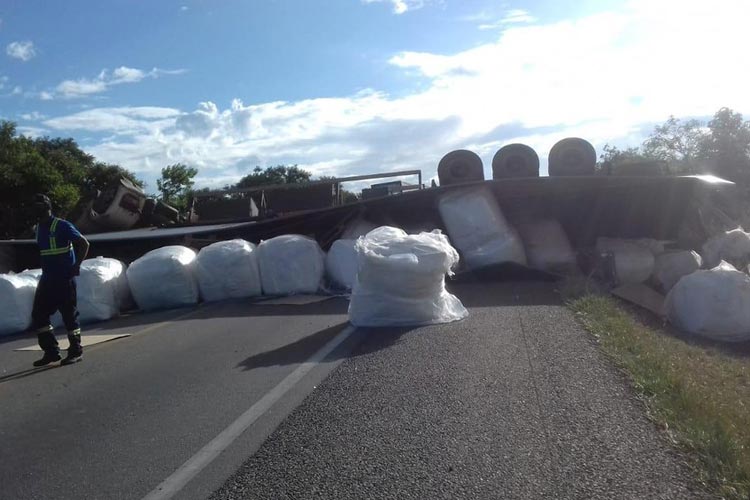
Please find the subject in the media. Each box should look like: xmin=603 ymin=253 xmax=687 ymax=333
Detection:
xmin=141 ymin=324 xmax=358 ymax=500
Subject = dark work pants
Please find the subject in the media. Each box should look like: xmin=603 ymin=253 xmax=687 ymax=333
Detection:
xmin=31 ymin=277 xmax=82 ymax=356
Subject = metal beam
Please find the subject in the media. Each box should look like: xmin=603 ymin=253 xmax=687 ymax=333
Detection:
xmin=192 ymin=169 xmax=423 ymax=198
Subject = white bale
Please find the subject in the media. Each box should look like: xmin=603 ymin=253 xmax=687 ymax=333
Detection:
xmin=516 ymin=219 xmax=577 ymax=273
xmin=258 ymin=235 xmax=325 ymax=295
xmin=126 ymin=246 xmax=199 ymax=311
xmin=348 ymin=226 xmax=468 ymax=327
xmin=77 ymin=258 xmax=130 ymax=322
xmin=652 ymin=250 xmax=702 ymax=292
xmin=665 ymin=261 xmax=750 ymax=342
xmin=196 ymin=239 xmax=262 ymax=301
xmin=702 ymin=228 xmax=750 ymax=269
xmin=438 ymin=187 xmax=526 ymax=269
xmin=20 ymin=268 xmax=43 ymax=281
xmin=325 ymin=239 xmax=358 ymax=290
xmin=0 ymin=274 xmax=38 ymax=336
xmin=596 ymin=238 xmax=655 ymax=284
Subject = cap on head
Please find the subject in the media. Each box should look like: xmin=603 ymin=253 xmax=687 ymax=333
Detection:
xmin=33 ymin=194 xmax=52 ymax=210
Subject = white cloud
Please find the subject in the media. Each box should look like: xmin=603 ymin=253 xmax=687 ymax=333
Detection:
xmin=180 ymin=5 xmax=189 ymax=11
xmin=50 ymin=66 xmax=185 ymax=99
xmin=6 ymin=41 xmax=36 ymax=61
xmin=41 ymin=0 xmax=750 ymax=186
xmin=17 ymin=126 xmax=48 ymax=138
xmin=479 ymin=9 xmax=537 ymax=30
xmin=39 ymin=91 xmax=54 ymax=101
xmin=20 ymin=111 xmax=46 ymax=121
xmin=361 ymin=0 xmax=425 ymax=15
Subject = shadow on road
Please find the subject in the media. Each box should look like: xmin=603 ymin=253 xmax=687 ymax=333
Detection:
xmin=236 ymin=322 xmax=418 ymax=371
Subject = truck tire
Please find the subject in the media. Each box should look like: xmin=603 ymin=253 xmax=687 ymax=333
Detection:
xmin=438 ymin=150 xmax=485 ymax=185
xmin=548 ymin=137 xmax=596 ymax=176
xmin=492 ymin=143 xmax=540 ymax=178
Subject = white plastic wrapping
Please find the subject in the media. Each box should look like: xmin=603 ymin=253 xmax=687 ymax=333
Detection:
xmin=126 ymin=246 xmax=199 ymax=311
xmin=652 ymin=250 xmax=702 ymax=292
xmin=77 ymin=258 xmax=131 ymax=322
xmin=438 ymin=187 xmax=526 ymax=269
xmin=665 ymin=261 xmax=750 ymax=342
xmin=596 ymin=238 xmax=655 ymax=284
xmin=258 ymin=235 xmax=325 ymax=295
xmin=325 ymin=239 xmax=358 ymax=290
xmin=0 ymin=273 xmax=38 ymax=336
xmin=702 ymin=228 xmax=750 ymax=268
xmin=196 ymin=239 xmax=262 ymax=301
xmin=348 ymin=226 xmax=468 ymax=327
xmin=516 ymin=219 xmax=577 ymax=273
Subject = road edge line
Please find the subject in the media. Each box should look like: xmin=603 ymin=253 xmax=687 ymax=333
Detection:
xmin=141 ymin=323 xmax=358 ymax=500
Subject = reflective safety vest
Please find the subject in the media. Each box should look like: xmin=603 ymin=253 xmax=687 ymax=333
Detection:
xmin=39 ymin=218 xmax=74 ymax=256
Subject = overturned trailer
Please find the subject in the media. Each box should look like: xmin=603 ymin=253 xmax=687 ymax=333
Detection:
xmin=0 ymin=173 xmax=736 ymax=274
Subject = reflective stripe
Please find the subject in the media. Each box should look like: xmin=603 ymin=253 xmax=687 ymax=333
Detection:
xmin=40 ymin=245 xmax=72 ymax=256
xmin=35 ymin=325 xmax=53 ymax=333
xmin=69 ymin=328 xmax=81 ymax=336
xmin=49 ymin=218 xmax=59 ymax=251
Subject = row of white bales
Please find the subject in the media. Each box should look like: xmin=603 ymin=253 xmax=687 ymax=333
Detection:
xmin=3 ymin=185 xmax=750 ymax=340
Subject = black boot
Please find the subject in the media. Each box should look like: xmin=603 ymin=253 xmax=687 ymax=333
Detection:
xmin=33 ymin=351 xmax=61 ymax=367
xmin=61 ymin=329 xmax=83 ymax=366
xmin=34 ymin=326 xmax=61 ymax=367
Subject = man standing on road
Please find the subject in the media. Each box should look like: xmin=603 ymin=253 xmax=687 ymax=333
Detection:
xmin=30 ymin=194 xmax=90 ymax=367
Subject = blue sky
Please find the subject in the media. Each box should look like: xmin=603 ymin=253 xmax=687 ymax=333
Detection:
xmin=1 ymin=0 xmax=748 ymax=191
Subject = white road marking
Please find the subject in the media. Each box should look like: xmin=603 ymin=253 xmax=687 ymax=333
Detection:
xmin=141 ymin=324 xmax=358 ymax=500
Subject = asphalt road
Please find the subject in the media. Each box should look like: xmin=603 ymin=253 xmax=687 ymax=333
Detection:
xmin=0 ymin=297 xmax=353 ymax=500
xmin=0 ymin=282 xmax=708 ymax=500
xmin=212 ymin=282 xmax=709 ymax=500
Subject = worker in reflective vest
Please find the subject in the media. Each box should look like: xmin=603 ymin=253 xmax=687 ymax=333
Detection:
xmin=30 ymin=194 xmax=90 ymax=367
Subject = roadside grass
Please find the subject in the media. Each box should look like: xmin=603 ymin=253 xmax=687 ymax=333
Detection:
xmin=568 ymin=292 xmax=750 ymax=499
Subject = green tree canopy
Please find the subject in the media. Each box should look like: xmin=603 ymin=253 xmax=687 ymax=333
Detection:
xmin=157 ymin=163 xmax=198 ymax=210
xmin=598 ymin=107 xmax=750 ymax=182
xmin=236 ymin=165 xmax=312 ymax=188
xmin=0 ymin=120 xmax=144 ymax=238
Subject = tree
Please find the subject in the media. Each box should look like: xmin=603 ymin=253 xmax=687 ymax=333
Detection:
xmin=700 ymin=107 xmax=750 ymax=183
xmin=598 ymin=144 xmax=648 ymax=168
xmin=236 ymin=165 xmax=312 ymax=188
xmin=642 ymin=116 xmax=705 ymax=163
xmin=157 ymin=163 xmax=198 ymax=209
xmin=0 ymin=120 xmax=145 ymax=237
xmin=597 ymin=108 xmax=750 ymax=181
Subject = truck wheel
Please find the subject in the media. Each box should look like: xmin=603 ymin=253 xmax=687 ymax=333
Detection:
xmin=548 ymin=137 xmax=596 ymax=176
xmin=438 ymin=150 xmax=485 ymax=185
xmin=492 ymin=143 xmax=540 ymax=178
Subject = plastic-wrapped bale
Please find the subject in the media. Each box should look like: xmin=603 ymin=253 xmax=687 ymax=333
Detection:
xmin=652 ymin=250 xmax=702 ymax=292
xmin=702 ymin=228 xmax=750 ymax=269
xmin=0 ymin=273 xmax=38 ymax=336
xmin=348 ymin=226 xmax=468 ymax=327
xmin=516 ymin=219 xmax=577 ymax=273
xmin=77 ymin=258 xmax=131 ymax=322
xmin=665 ymin=262 xmax=750 ymax=342
xmin=325 ymin=239 xmax=358 ymax=290
xmin=196 ymin=239 xmax=262 ymax=301
xmin=258 ymin=235 xmax=325 ymax=295
xmin=438 ymin=186 xmax=526 ymax=269
xmin=126 ymin=246 xmax=199 ymax=311
xmin=596 ymin=238 xmax=655 ymax=284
